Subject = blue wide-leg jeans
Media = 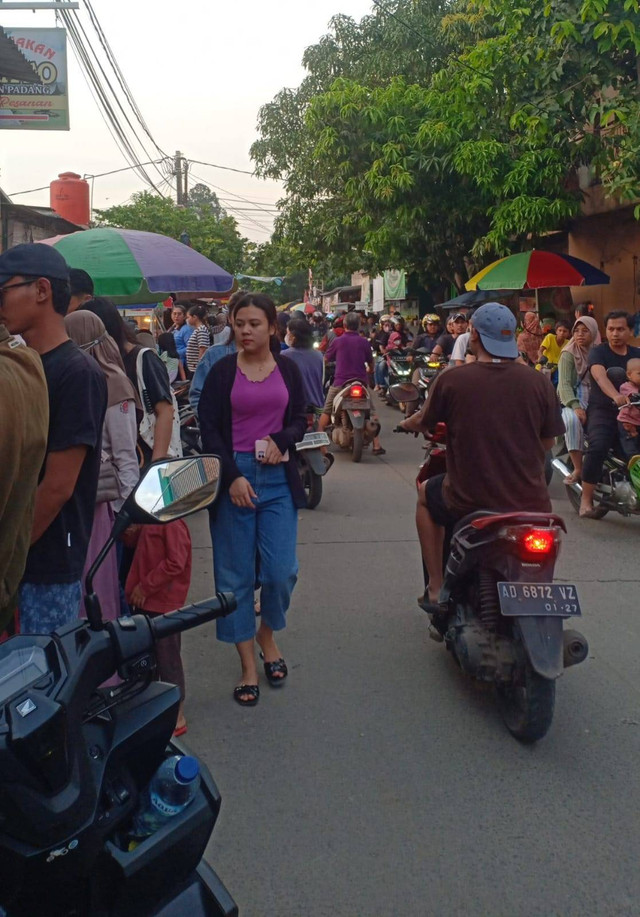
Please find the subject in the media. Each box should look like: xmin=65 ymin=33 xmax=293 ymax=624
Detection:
xmin=210 ymin=453 xmax=298 ymax=644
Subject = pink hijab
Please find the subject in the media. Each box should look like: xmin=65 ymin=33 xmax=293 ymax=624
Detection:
xmin=563 ymin=316 xmax=601 ymax=379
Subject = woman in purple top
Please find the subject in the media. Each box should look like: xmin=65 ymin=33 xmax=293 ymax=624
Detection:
xmin=199 ymin=294 xmax=307 ymax=707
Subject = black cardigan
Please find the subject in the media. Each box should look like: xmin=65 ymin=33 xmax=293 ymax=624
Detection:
xmin=199 ymin=352 xmax=308 ymax=509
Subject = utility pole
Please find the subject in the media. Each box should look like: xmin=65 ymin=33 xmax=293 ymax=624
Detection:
xmin=174 ymin=150 xmax=184 ymax=205
xmin=183 ymin=158 xmax=189 ymax=203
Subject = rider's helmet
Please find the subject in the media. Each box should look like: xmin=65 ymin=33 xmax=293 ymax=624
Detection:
xmin=421 ymin=313 xmax=440 ymax=329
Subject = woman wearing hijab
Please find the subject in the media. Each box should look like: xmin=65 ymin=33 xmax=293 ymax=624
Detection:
xmin=517 ymin=312 xmax=544 ymax=365
xmin=557 ymin=316 xmax=601 ymax=483
xmin=64 ymin=311 xmax=139 ymax=622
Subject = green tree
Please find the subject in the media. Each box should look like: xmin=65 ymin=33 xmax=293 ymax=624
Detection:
xmin=187 ymin=182 xmax=224 ymax=220
xmin=252 ymin=0 xmax=640 ymax=286
xmin=95 ymin=190 xmax=247 ymax=275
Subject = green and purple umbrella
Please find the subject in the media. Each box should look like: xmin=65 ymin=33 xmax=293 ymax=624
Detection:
xmin=41 ymin=227 xmax=234 ymax=305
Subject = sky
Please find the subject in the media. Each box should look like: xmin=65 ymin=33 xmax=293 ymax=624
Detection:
xmin=0 ymin=0 xmax=373 ymax=241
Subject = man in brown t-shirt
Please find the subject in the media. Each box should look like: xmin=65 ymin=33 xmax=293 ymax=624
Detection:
xmin=0 ymin=323 xmax=48 ymax=631
xmin=402 ymin=302 xmax=564 ymax=607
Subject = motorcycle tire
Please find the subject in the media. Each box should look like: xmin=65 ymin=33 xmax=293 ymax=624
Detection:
xmin=495 ymin=662 xmax=555 ymax=743
xmin=299 ymin=461 xmax=323 ymax=509
xmin=352 ymin=427 xmax=364 ymax=463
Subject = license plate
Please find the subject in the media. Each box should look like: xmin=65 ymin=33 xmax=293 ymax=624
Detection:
xmin=497 ymin=582 xmax=582 ymax=617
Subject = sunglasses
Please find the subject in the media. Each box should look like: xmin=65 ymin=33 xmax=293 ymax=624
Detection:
xmin=0 ymin=279 xmax=37 ymax=302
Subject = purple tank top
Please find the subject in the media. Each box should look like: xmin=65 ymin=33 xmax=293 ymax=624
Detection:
xmin=231 ymin=364 xmax=289 ymax=452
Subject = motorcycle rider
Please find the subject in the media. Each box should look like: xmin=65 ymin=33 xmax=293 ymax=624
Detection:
xmin=580 ymin=311 xmax=640 ymax=517
xmin=430 ymin=312 xmax=468 ymax=360
xmin=318 ymin=311 xmax=385 ymax=454
xmin=412 ymin=314 xmax=442 ymax=354
xmin=400 ymin=302 xmax=564 ymax=610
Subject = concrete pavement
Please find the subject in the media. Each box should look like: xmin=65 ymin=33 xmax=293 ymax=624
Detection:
xmin=182 ymin=400 xmax=640 ymax=917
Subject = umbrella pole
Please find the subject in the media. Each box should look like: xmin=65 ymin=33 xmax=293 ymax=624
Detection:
xmin=535 ymin=288 xmax=539 ymax=312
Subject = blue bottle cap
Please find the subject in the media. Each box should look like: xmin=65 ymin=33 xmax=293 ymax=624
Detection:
xmin=175 ymin=755 xmax=200 ymax=783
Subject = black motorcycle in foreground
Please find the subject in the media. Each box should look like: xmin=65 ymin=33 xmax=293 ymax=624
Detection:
xmin=393 ymin=384 xmax=589 ymax=743
xmin=0 ymin=456 xmax=238 ymax=916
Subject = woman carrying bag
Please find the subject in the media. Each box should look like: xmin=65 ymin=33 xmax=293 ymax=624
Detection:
xmin=64 ymin=311 xmax=139 ymax=622
xmin=199 ymin=293 xmax=307 ymax=707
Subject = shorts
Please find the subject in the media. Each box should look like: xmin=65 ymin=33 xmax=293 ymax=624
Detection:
xmin=322 ymin=384 xmax=342 ymax=416
xmin=424 ymin=474 xmax=462 ymax=529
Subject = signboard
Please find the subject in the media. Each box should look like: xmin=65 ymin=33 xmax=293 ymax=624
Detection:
xmin=0 ymin=28 xmax=69 ymax=130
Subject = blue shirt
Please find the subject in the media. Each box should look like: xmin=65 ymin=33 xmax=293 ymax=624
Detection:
xmin=190 ymin=340 xmax=237 ymax=415
xmin=173 ymin=323 xmax=194 ymax=362
xmin=282 ymin=347 xmax=324 ymax=408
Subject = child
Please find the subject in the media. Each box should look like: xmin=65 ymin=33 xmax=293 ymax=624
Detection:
xmin=617 ymin=358 xmax=640 ymax=461
xmin=124 ymin=521 xmax=192 ymax=736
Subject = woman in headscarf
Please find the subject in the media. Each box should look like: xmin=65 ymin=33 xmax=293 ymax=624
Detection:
xmin=64 ymin=311 xmax=139 ymax=622
xmin=557 ymin=315 xmax=601 ymax=483
xmin=517 ymin=312 xmax=544 ymax=365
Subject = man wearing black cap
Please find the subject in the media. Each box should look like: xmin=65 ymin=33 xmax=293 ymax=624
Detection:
xmin=0 ymin=243 xmax=107 ymax=633
xmin=401 ymin=303 xmax=564 ymax=617
xmin=67 ymin=267 xmax=94 ymax=313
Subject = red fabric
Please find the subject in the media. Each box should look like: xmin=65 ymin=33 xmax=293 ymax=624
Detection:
xmin=527 ymin=252 xmax=584 ymax=288
xmin=125 ymin=521 xmax=192 ymax=614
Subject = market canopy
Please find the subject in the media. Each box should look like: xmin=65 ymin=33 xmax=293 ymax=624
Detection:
xmin=41 ymin=228 xmax=234 ymax=305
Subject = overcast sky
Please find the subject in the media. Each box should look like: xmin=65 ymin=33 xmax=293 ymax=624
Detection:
xmin=0 ymin=0 xmax=372 ymax=241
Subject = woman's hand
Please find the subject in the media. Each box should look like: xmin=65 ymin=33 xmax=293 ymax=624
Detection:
xmin=622 ymin=422 xmax=638 ymax=435
xmin=229 ymin=476 xmax=258 ymax=508
xmin=573 ymin=407 xmax=587 ymax=425
xmin=261 ymin=436 xmax=285 ymax=465
xmin=614 ymin=393 xmax=629 ymax=408
xmin=129 ymin=584 xmax=146 ymax=608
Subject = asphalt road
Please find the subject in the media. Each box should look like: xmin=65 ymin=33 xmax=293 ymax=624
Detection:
xmin=182 ymin=400 xmax=640 ymax=917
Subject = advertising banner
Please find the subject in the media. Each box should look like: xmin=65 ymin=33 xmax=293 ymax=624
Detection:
xmin=0 ymin=28 xmax=69 ymax=130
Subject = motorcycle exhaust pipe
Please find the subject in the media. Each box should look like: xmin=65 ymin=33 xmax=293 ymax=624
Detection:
xmin=552 ymin=458 xmax=583 ymax=495
xmin=563 ymin=629 xmax=589 ymax=668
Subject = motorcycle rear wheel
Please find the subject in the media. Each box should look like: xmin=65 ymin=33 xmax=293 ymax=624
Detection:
xmin=299 ymin=460 xmax=323 ymax=509
xmin=352 ymin=427 xmax=364 ymax=463
xmin=495 ymin=663 xmax=555 ymax=743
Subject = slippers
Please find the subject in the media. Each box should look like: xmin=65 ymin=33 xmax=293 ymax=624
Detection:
xmin=233 ymin=684 xmax=260 ymax=706
xmin=372 ymin=447 xmax=386 ymax=456
xmin=173 ymin=724 xmax=188 ymax=738
xmin=579 ymin=508 xmax=602 ymax=519
xmin=259 ymin=651 xmax=288 ymax=687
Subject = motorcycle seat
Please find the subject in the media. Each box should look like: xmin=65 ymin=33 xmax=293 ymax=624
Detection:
xmin=452 ymin=510 xmax=566 ymax=535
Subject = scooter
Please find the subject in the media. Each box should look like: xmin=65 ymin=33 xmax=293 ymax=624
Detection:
xmin=409 ymin=349 xmax=446 ymax=415
xmin=384 ymin=348 xmax=413 ymax=406
xmin=0 ymin=456 xmax=238 ymax=916
xmin=294 ymin=408 xmax=331 ymax=509
xmin=393 ymin=384 xmax=588 ymax=743
xmin=330 ymin=380 xmax=380 ymax=463
xmin=552 ymin=369 xmax=640 ymax=518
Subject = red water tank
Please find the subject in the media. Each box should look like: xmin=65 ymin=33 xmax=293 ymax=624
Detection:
xmin=50 ymin=172 xmax=90 ymax=227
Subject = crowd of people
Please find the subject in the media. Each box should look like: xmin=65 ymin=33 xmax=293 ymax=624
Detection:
xmin=1 ymin=240 xmax=639 ymax=722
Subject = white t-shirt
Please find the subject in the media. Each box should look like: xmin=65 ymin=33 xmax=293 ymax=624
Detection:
xmin=451 ymin=331 xmax=471 ymax=364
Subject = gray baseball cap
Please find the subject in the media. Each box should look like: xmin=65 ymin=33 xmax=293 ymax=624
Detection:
xmin=472 ymin=302 xmax=518 ymax=358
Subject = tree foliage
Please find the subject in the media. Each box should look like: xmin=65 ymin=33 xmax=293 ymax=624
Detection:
xmin=95 ymin=189 xmax=247 ymax=274
xmin=252 ymin=0 xmax=640 ymax=288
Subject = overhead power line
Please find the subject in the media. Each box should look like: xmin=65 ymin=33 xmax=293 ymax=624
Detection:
xmin=188 ymin=159 xmax=256 ymax=176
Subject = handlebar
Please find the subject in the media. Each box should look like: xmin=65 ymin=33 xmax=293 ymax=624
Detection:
xmin=149 ymin=592 xmax=236 ymax=640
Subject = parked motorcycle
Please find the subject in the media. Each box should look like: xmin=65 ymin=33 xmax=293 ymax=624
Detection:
xmin=330 ymin=380 xmax=380 ymax=462
xmin=0 ymin=456 xmax=238 ymax=916
xmin=393 ymin=385 xmax=588 ymax=743
xmin=552 ymin=369 xmax=640 ymax=518
xmin=295 ymin=409 xmax=331 ymax=509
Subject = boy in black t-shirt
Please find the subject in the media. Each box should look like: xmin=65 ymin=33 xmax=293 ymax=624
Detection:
xmin=0 ymin=244 xmax=107 ymax=633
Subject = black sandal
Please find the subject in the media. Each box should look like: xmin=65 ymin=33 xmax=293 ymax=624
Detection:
xmin=233 ymin=684 xmax=260 ymax=706
xmin=259 ymin=652 xmax=288 ymax=687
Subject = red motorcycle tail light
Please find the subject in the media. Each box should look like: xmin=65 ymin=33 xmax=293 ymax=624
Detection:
xmin=521 ymin=529 xmax=555 ymax=554
xmin=349 ymin=384 xmax=365 ymax=398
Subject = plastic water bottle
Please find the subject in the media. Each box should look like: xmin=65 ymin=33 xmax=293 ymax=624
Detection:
xmin=131 ymin=755 xmax=200 ymax=840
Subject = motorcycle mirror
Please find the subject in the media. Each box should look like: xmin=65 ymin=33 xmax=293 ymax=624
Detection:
xmin=129 ymin=455 xmax=221 ymax=524
xmin=389 ymin=383 xmax=420 ymax=404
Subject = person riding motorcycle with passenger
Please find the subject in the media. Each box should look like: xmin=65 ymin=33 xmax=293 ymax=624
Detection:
xmin=400 ymin=303 xmax=564 ymax=614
